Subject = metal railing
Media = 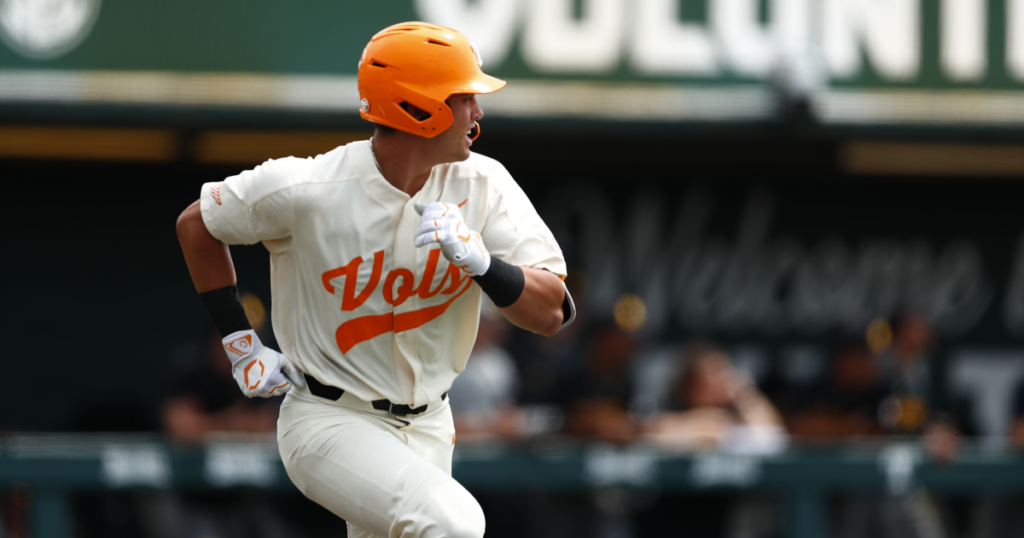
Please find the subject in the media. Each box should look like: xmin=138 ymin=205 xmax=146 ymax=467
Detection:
xmin=2 ymin=434 xmax=1023 ymax=538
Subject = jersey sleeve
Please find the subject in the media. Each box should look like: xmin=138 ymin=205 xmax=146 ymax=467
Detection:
xmin=480 ymin=162 xmax=567 ymax=278
xmin=199 ymin=157 xmax=311 ymax=246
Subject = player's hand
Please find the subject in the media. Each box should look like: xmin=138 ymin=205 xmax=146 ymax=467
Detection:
xmin=221 ymin=330 xmax=307 ymax=398
xmin=413 ymin=202 xmax=491 ymax=276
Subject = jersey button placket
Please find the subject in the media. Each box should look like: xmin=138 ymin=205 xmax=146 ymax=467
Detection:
xmin=393 ymin=206 xmax=418 ymax=346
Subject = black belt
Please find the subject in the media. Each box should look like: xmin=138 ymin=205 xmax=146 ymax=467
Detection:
xmin=303 ymin=374 xmax=446 ymax=417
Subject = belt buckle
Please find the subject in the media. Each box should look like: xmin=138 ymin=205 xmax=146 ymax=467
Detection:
xmin=388 ymin=401 xmax=412 ymax=417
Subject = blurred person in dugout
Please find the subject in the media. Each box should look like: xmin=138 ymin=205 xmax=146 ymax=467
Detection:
xmin=788 ymin=316 xmax=964 ymax=453
xmin=640 ymin=342 xmax=785 ymax=453
xmin=986 ymin=378 xmax=1024 ymax=538
xmin=509 ymin=270 xmax=591 ymax=407
xmin=875 ymin=314 xmax=963 ymax=461
xmin=446 ymin=299 xmax=540 ymax=538
xmin=786 ymin=340 xmax=888 ymax=440
xmin=788 ymin=317 xmax=964 ymax=538
xmin=524 ymin=320 xmax=641 ymax=538
xmin=559 ymin=339 xmax=785 ymax=485
xmin=1013 ymin=377 xmax=1024 ymax=448
xmin=873 ymin=314 xmax=978 ymax=538
xmin=632 ymin=343 xmax=784 ymax=538
xmin=446 ymin=297 xmax=525 ymax=442
xmin=560 ymin=319 xmax=640 ymax=444
xmin=163 ymin=292 xmax=279 ymax=443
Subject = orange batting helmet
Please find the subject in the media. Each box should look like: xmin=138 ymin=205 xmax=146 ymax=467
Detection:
xmin=357 ymin=22 xmax=506 ymax=138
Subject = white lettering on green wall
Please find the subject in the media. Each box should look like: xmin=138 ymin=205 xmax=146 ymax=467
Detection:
xmin=823 ymin=0 xmax=920 ymax=80
xmin=631 ymin=0 xmax=717 ymax=75
xmin=941 ymin=0 xmax=987 ymax=81
xmin=415 ymin=0 xmax=1024 ymax=84
xmin=1009 ymin=0 xmax=1024 ymax=80
xmin=522 ymin=0 xmax=625 ymax=73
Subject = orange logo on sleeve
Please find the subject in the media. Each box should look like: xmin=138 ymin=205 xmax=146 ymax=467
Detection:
xmin=224 ymin=334 xmax=253 ymax=356
xmin=211 ymin=183 xmax=223 ymax=205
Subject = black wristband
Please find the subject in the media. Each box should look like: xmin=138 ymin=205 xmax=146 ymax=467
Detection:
xmin=472 ymin=257 xmax=525 ymax=308
xmin=199 ymin=285 xmax=252 ymax=337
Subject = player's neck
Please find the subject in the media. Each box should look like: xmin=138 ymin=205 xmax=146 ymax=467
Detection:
xmin=371 ymin=134 xmax=438 ymax=197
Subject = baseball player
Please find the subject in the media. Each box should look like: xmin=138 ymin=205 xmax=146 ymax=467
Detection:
xmin=176 ymin=22 xmax=575 ymax=538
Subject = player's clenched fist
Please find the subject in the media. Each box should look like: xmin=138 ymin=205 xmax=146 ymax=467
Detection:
xmin=222 ymin=330 xmax=305 ymax=398
xmin=413 ymin=202 xmax=491 ymax=276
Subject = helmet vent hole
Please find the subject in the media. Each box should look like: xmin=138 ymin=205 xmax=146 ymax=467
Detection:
xmin=426 ymin=39 xmax=451 ymax=47
xmin=371 ymin=61 xmax=387 ymax=68
xmin=399 ymin=101 xmax=432 ymax=122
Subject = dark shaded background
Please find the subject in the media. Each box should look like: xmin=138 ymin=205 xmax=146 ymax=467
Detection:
xmin=5 ymin=130 xmax=1023 ymax=432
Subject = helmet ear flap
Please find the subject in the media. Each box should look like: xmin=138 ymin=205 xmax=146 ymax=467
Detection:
xmin=426 ymin=105 xmax=454 ymax=135
xmin=393 ymin=90 xmax=453 ymax=135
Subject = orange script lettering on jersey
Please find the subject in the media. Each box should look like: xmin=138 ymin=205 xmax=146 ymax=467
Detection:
xmin=321 ymin=249 xmax=473 ymax=353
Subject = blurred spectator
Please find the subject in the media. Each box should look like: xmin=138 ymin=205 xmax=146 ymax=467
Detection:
xmin=878 ymin=314 xmax=933 ymax=397
xmin=877 ymin=314 xmax=968 ymax=462
xmin=448 ymin=303 xmax=524 ymax=442
xmin=635 ymin=344 xmax=786 ymax=538
xmin=876 ymin=314 xmax=968 ymax=538
xmin=162 ymin=327 xmax=278 ymax=443
xmin=782 ymin=319 xmax=964 ymax=454
xmin=509 ymin=290 xmax=590 ymax=406
xmin=877 ymin=315 xmax=937 ymax=431
xmin=982 ymin=378 xmax=1024 ymax=538
xmin=450 ymin=301 xmax=580 ymax=538
xmin=634 ymin=344 xmax=784 ymax=538
xmin=789 ymin=321 xmax=959 ymax=538
xmin=640 ymin=343 xmax=786 ymax=454
xmin=1013 ymin=378 xmax=1024 ymax=448
xmin=787 ymin=342 xmax=888 ymax=440
xmin=561 ymin=321 xmax=639 ymax=444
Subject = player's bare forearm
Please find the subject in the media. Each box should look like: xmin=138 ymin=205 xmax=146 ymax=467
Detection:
xmin=176 ymin=200 xmax=237 ymax=293
xmin=497 ymin=267 xmax=565 ymax=337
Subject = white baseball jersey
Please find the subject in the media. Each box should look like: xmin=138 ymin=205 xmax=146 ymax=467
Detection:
xmin=199 ymin=140 xmax=566 ymax=407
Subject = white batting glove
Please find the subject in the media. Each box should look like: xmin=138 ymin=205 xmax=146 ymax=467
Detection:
xmin=413 ymin=202 xmax=491 ymax=276
xmin=221 ymin=330 xmax=306 ymax=398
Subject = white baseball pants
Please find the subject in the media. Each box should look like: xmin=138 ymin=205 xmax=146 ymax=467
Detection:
xmin=277 ymin=385 xmax=485 ymax=538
